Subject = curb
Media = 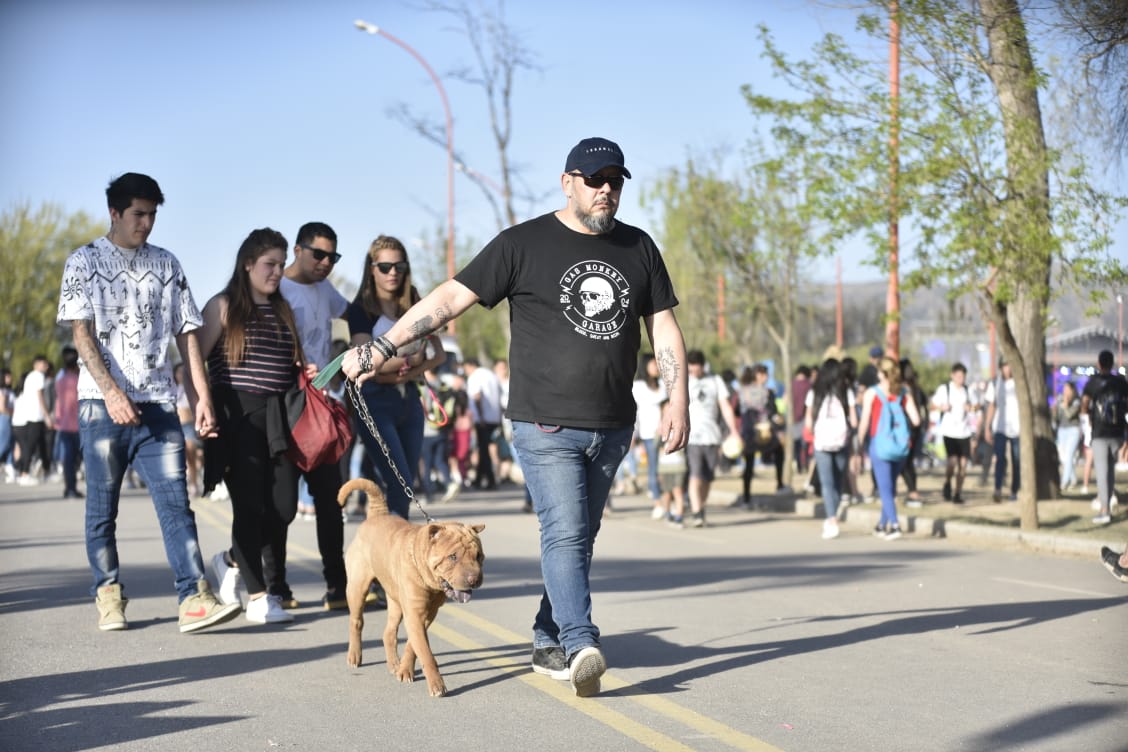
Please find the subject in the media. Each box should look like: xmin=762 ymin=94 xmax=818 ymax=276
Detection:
xmin=715 ymin=490 xmax=1120 ymax=560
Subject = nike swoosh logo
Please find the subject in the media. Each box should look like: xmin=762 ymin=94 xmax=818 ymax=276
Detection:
xmin=183 ymin=608 xmax=207 ymax=618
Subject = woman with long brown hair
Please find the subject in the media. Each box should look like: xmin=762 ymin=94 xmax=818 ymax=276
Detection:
xmin=857 ymin=356 xmax=921 ymax=539
xmin=198 ymin=227 xmax=302 ymax=624
xmin=346 ymin=235 xmax=446 ymax=519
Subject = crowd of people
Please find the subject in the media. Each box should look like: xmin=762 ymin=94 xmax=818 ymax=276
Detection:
xmin=8 ymin=137 xmax=1125 ymax=701
xmin=623 ymin=344 xmax=1128 ymax=537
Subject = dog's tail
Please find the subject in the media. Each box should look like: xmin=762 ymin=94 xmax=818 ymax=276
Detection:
xmin=337 ymin=478 xmax=390 ymax=519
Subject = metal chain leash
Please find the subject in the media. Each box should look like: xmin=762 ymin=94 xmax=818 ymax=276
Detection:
xmin=345 ymin=380 xmax=434 ymax=523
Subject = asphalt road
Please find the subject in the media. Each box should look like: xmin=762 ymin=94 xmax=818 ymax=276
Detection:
xmin=1 ymin=476 xmax=1126 ymax=752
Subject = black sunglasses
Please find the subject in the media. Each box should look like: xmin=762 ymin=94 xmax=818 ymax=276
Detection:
xmin=300 ymin=244 xmax=341 ymax=264
xmin=570 ymin=172 xmax=625 ymax=190
xmin=372 ymin=261 xmax=409 ymax=275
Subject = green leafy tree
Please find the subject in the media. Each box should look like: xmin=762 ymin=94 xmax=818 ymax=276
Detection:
xmin=744 ymin=0 xmax=1126 ymax=528
xmin=0 ymin=203 xmax=106 ymax=377
xmin=647 ymin=148 xmax=830 ymax=485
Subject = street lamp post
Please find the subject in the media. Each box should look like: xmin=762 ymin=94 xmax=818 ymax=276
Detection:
xmin=355 ymin=20 xmax=456 ymax=331
xmin=1118 ymin=293 xmax=1123 ymax=371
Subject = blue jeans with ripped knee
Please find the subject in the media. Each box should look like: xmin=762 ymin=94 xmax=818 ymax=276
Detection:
xmin=80 ymin=399 xmax=206 ymax=602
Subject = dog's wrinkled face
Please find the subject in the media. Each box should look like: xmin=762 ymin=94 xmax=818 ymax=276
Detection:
xmin=426 ymin=523 xmax=485 ymax=603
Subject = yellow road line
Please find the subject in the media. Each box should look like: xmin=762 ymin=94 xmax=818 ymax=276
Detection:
xmin=191 ymin=501 xmax=783 ymax=751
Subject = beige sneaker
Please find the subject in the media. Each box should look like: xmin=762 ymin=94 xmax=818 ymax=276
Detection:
xmin=96 ymin=583 xmax=128 ymax=631
xmin=178 ymin=579 xmax=241 ymax=633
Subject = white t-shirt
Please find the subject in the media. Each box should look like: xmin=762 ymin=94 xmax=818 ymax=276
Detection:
xmin=466 ymin=367 xmax=502 ymax=424
xmin=12 ymin=370 xmax=46 ymax=425
xmin=985 ymin=377 xmax=1020 ymax=438
xmin=56 ymin=238 xmax=202 ymax=403
xmin=931 ymin=381 xmax=979 ymax=439
xmin=280 ymin=277 xmax=348 ymax=368
xmin=631 ymin=380 xmax=667 ymax=441
xmin=688 ymin=373 xmax=727 ymax=446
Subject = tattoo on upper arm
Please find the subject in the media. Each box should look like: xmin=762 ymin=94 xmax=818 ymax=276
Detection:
xmin=656 ymin=347 xmax=679 ymax=394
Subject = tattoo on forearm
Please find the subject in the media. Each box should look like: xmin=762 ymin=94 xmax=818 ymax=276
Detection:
xmin=72 ymin=320 xmax=120 ymax=398
xmin=407 ymin=305 xmax=452 ymax=343
xmin=657 ymin=347 xmax=679 ymax=395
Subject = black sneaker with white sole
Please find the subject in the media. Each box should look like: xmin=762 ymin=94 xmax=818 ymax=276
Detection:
xmin=1100 ymin=546 xmax=1128 ymax=584
xmin=531 ymin=646 xmax=569 ymax=680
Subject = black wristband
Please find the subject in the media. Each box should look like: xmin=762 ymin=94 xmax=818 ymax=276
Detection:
xmin=372 ymin=335 xmax=397 ymax=360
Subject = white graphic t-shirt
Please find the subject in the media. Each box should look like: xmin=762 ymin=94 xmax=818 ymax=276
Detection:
xmin=280 ymin=276 xmax=348 ymax=368
xmin=688 ymin=373 xmax=727 ymax=446
xmin=56 ymin=237 xmax=202 ymax=403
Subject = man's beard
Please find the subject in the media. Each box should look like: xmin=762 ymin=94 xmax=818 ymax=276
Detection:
xmin=575 ymin=202 xmax=616 ymax=234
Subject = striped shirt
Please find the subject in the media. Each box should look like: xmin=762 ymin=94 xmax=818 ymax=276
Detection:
xmin=208 ymin=304 xmax=296 ymax=395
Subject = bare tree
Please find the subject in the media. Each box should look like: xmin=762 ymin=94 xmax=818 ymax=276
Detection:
xmin=1054 ymin=0 xmax=1128 ymax=154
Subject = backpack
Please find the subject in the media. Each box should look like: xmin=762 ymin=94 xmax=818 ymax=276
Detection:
xmin=872 ymin=386 xmax=911 ymax=462
xmin=1093 ymin=377 xmax=1128 ymax=432
xmin=813 ymin=394 xmax=849 ymax=452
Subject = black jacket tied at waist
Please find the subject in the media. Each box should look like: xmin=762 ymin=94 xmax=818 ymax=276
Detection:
xmin=203 ymin=385 xmax=290 ymax=495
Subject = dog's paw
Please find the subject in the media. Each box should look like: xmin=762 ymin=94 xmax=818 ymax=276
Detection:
xmin=428 ymin=680 xmax=448 ymax=697
xmin=347 ymin=650 xmax=362 ymax=668
xmin=394 ymin=665 xmax=416 ymax=684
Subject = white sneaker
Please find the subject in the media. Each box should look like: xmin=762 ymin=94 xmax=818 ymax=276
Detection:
xmin=821 ymin=519 xmax=840 ymax=540
xmin=1092 ymin=494 xmax=1119 ymax=512
xmin=440 ymin=481 xmax=461 ymax=504
xmin=245 ymin=594 xmax=294 ymax=624
xmin=16 ymin=475 xmax=39 ymax=486
xmin=650 ymin=506 xmax=666 ymax=520
xmin=211 ymin=551 xmax=244 ymax=606
xmin=3 ymin=465 xmax=14 ymax=483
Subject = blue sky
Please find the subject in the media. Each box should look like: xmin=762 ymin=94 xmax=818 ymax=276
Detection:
xmin=2 ymin=0 xmax=1124 ymax=304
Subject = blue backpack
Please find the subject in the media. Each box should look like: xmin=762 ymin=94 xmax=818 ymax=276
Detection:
xmin=872 ymin=386 xmax=911 ymax=461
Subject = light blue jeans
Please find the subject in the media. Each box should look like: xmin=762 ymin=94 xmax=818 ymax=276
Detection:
xmin=814 ymin=448 xmax=848 ymax=519
xmin=79 ymin=400 xmax=205 ymax=602
xmin=1056 ymin=425 xmax=1081 ymax=488
xmin=641 ymin=437 xmax=661 ymax=500
xmin=512 ymin=420 xmax=632 ymax=660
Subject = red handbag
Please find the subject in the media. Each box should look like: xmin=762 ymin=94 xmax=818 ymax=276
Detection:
xmin=284 ymin=370 xmax=354 ymax=472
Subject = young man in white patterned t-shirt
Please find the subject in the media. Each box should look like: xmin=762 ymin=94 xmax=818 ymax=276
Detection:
xmin=57 ymin=172 xmax=241 ymax=634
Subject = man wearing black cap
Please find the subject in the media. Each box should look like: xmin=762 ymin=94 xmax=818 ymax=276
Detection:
xmin=340 ymin=137 xmax=690 ymax=698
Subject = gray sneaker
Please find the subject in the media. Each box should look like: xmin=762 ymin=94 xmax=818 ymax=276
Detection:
xmin=96 ymin=583 xmax=128 ymax=631
xmin=569 ymin=646 xmax=606 ymax=698
xmin=178 ymin=579 xmax=241 ymax=633
xmin=531 ymin=646 xmax=569 ymax=680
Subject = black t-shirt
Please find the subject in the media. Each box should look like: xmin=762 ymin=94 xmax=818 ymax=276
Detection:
xmin=1083 ymin=371 xmax=1128 ymax=438
xmin=455 ymin=213 xmax=678 ymax=429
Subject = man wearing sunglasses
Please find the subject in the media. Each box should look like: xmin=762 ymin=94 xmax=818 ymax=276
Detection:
xmin=341 ymin=137 xmax=690 ymax=698
xmin=275 ymin=222 xmax=350 ymax=611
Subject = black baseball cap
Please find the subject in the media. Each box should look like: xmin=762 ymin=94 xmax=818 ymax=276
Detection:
xmin=564 ymin=137 xmax=631 ymax=178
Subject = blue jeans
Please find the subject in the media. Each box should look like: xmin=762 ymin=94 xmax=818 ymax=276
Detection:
xmin=58 ymin=430 xmax=81 ymax=495
xmin=814 ymin=448 xmax=848 ymax=519
xmin=356 ymin=383 xmax=424 ymax=520
xmin=512 ymin=420 xmax=632 ymax=660
xmin=641 ymin=438 xmax=661 ymax=500
xmin=0 ymin=413 xmax=11 ymax=464
xmin=420 ymin=433 xmax=451 ymax=498
xmin=869 ymin=445 xmax=905 ymax=529
xmin=1056 ymin=425 xmax=1081 ymax=488
xmin=993 ymin=433 xmax=1019 ymax=495
xmin=79 ymin=399 xmax=205 ymax=602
